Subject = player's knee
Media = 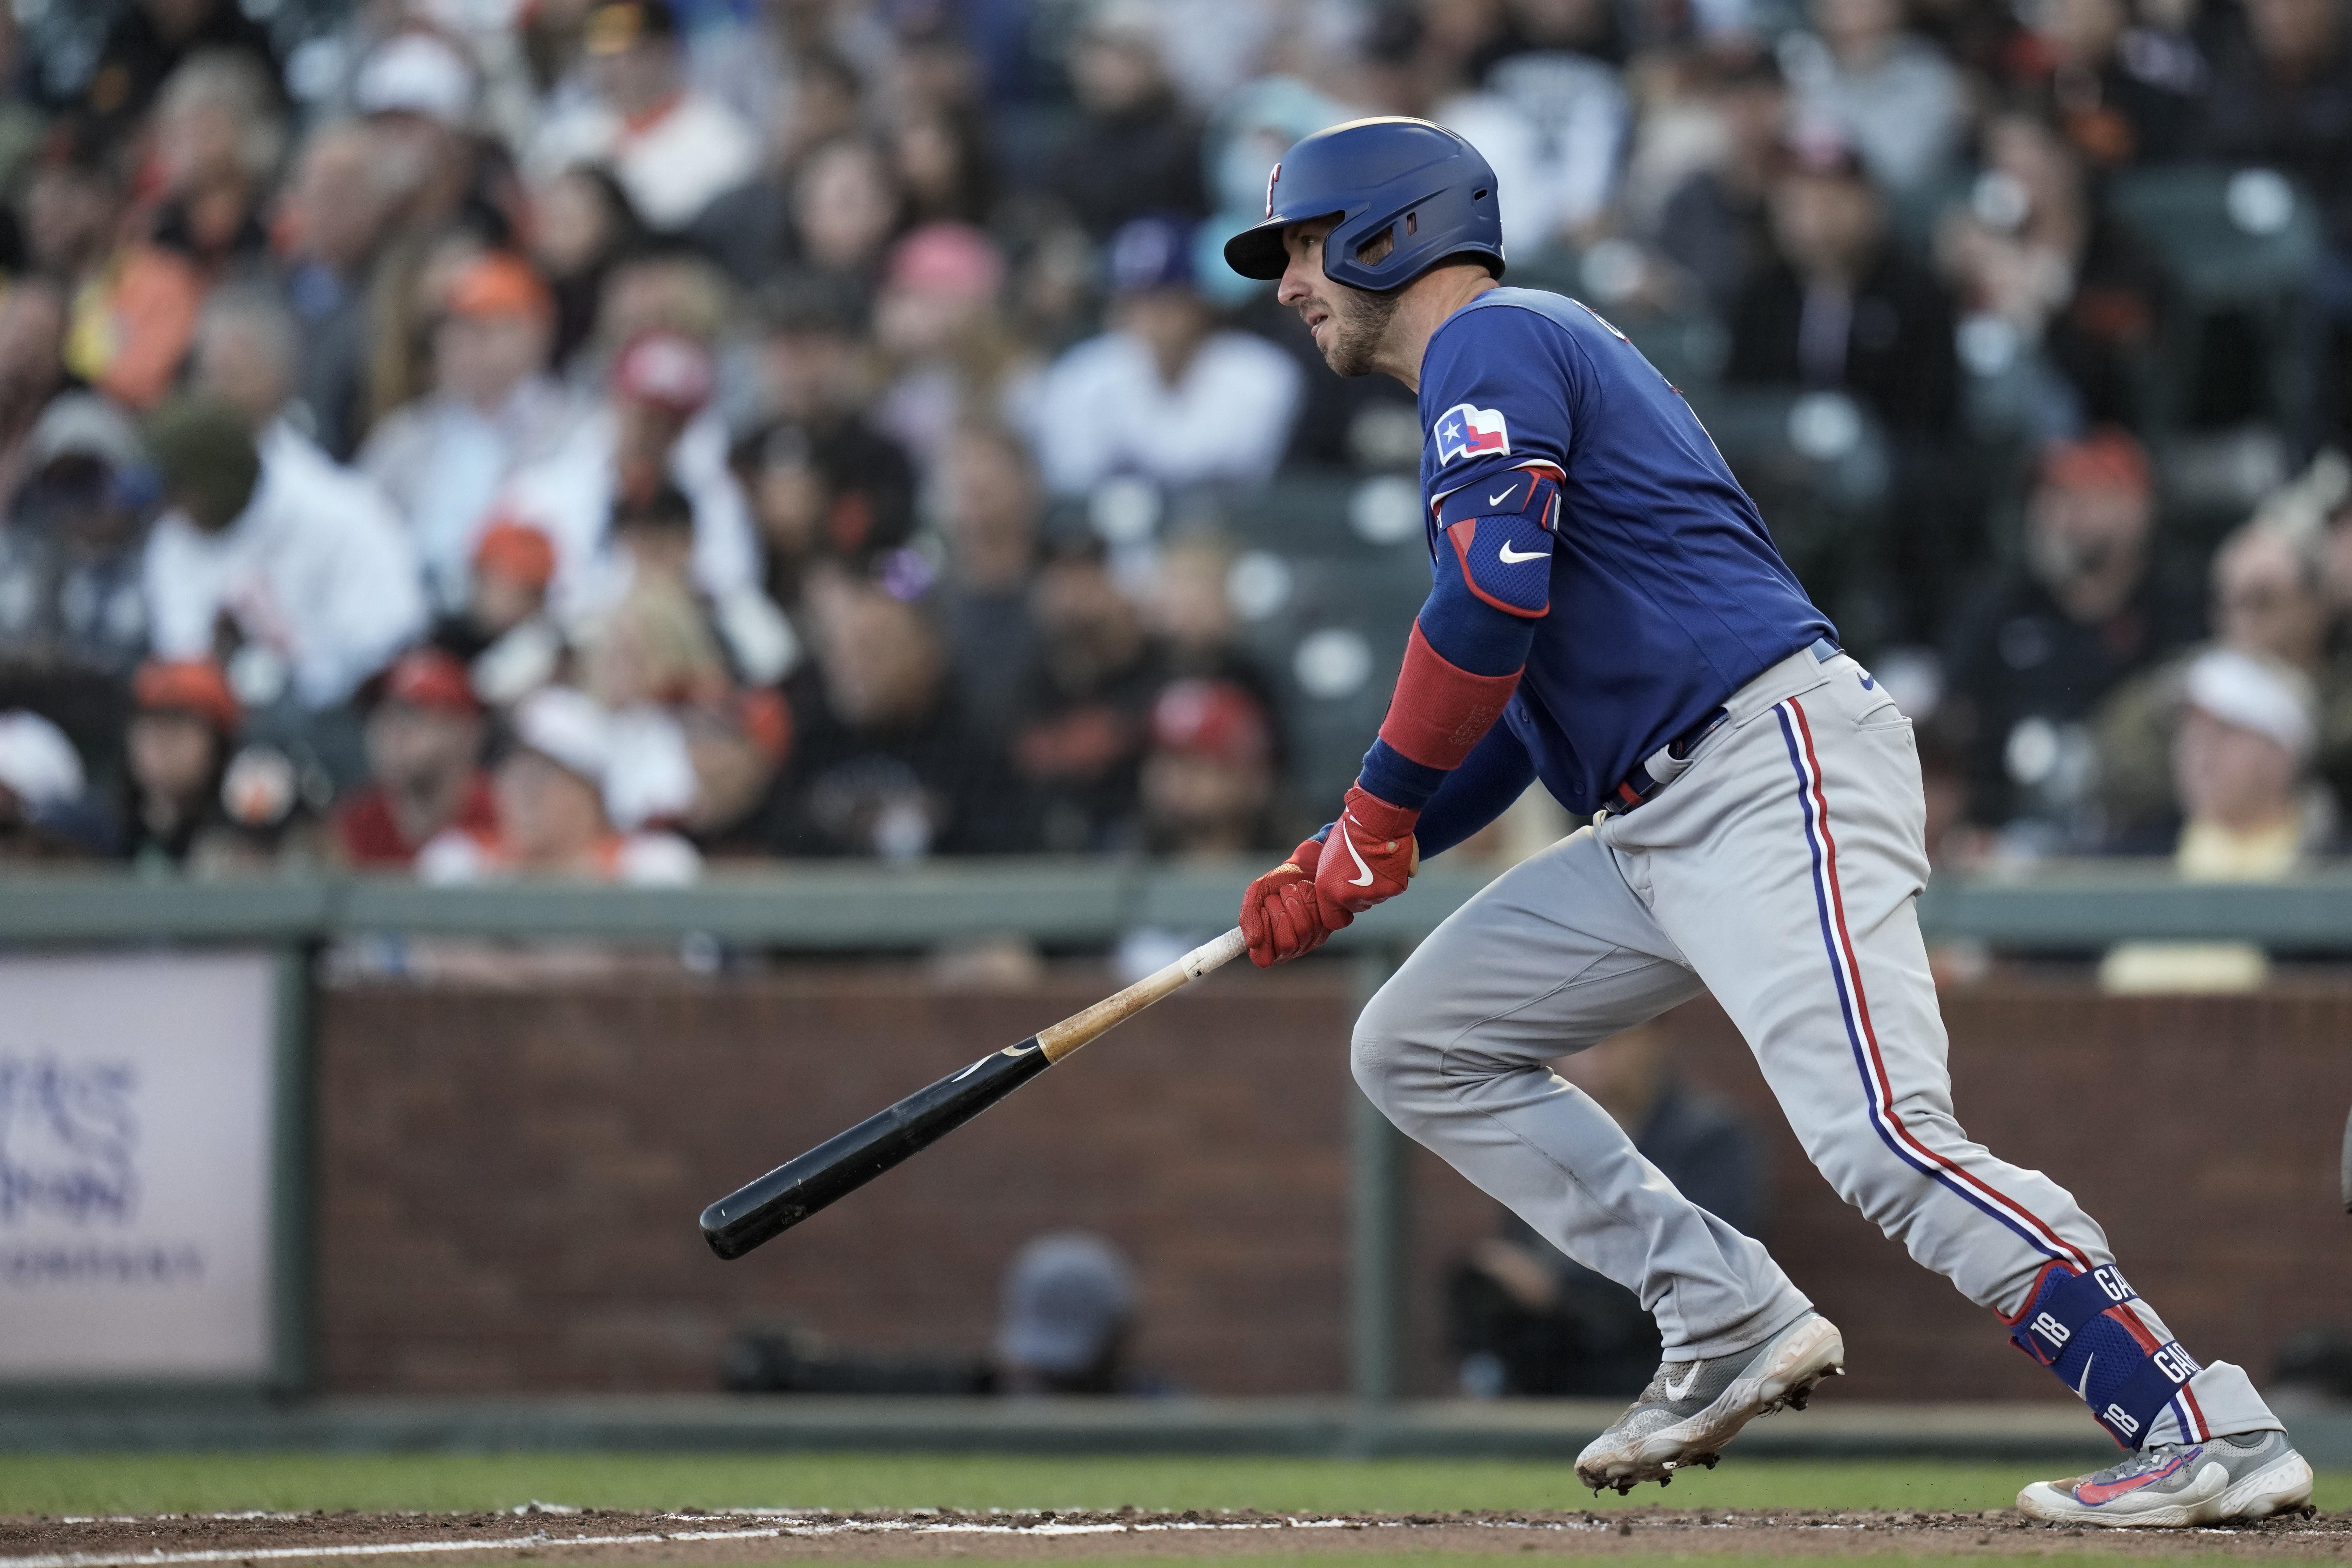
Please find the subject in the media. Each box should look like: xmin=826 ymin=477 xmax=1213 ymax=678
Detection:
xmin=1348 ymin=1017 xmax=1406 ymax=1111
xmin=1349 ymin=986 xmax=1443 ymax=1111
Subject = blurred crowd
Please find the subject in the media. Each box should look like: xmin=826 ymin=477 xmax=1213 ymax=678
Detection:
xmin=0 ymin=0 xmax=2349 ymax=881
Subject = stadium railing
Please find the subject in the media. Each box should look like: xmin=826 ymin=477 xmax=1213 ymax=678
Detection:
xmin=7 ymin=860 xmax=2352 ymax=948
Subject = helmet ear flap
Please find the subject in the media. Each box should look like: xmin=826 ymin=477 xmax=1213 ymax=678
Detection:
xmin=1352 ymin=220 xmax=1400 ymax=272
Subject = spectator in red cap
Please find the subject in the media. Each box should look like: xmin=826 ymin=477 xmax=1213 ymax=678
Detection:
xmin=493 ymin=326 xmax=762 ymax=625
xmin=120 ymin=658 xmax=240 ymax=867
xmin=362 ymin=253 xmax=578 ymax=614
xmin=435 ymin=515 xmax=567 ymax=712
xmin=1947 ymin=426 xmax=2204 ymax=842
xmin=331 ymin=647 xmax=497 ymax=870
xmin=1139 ymin=677 xmax=1279 ymax=857
xmin=467 ymin=516 xmax=558 ymax=641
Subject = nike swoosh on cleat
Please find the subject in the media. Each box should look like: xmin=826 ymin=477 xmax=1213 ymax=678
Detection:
xmin=1488 ymin=486 xmax=1518 ymax=506
xmin=1663 ymin=1364 xmax=1701 ymax=1401
xmin=1342 ymin=816 xmax=1375 ymax=887
xmin=1497 ymin=541 xmax=1547 ymax=563
xmin=2074 ymin=1450 xmax=2195 ymax=1506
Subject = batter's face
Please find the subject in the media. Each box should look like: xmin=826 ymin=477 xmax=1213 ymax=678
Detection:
xmin=1276 ymin=217 xmax=1398 ymax=377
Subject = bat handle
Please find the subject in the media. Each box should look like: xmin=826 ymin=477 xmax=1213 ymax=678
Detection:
xmin=1181 ymin=926 xmax=1250 ymax=980
xmin=1037 ymin=926 xmax=1247 ymax=1063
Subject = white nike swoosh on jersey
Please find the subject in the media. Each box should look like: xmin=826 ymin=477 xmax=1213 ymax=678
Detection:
xmin=1497 ymin=540 xmax=1547 ymax=563
xmin=1664 ymin=1363 xmax=1701 ymax=1401
xmin=1488 ymin=486 xmax=1517 ymax=506
xmin=1342 ymin=815 xmax=1375 ymax=887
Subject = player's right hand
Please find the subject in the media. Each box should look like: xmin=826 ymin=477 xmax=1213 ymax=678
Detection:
xmin=1240 ymin=837 xmax=1339 ymax=967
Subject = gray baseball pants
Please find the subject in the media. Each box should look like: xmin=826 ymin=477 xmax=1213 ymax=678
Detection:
xmin=1354 ymin=645 xmax=2278 ymax=1446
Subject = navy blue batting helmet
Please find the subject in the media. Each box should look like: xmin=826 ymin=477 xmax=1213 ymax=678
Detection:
xmin=1222 ymin=117 xmax=1504 ymax=291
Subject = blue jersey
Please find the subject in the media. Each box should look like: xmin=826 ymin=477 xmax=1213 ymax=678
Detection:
xmin=1393 ymin=287 xmax=1832 ymax=822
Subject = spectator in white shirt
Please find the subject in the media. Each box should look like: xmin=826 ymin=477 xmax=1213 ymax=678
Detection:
xmin=360 ymin=252 xmax=580 ymax=613
xmin=1029 ymin=216 xmax=1301 ymax=499
xmin=140 ymin=397 xmax=426 ymax=711
xmin=1779 ymin=0 xmax=1965 ymax=203
xmin=493 ymin=327 xmax=763 ymax=623
xmin=419 ymin=684 xmax=699 ymax=884
xmin=526 ymin=0 xmax=760 ymax=233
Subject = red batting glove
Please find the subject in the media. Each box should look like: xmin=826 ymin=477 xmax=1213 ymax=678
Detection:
xmin=1315 ymin=785 xmax=1420 ymax=924
xmin=1240 ymin=837 xmax=1335 ymax=967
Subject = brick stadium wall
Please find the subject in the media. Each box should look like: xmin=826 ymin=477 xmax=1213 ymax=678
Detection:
xmin=315 ymin=968 xmax=2352 ymax=1401
xmin=314 ymin=967 xmax=1358 ymax=1395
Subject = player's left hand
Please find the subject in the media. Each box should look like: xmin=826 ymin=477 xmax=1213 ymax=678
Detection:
xmin=1240 ymin=837 xmax=1335 ymax=967
xmin=1315 ymin=785 xmax=1420 ymax=922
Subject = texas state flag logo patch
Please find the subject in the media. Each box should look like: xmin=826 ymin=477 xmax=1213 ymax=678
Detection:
xmin=1434 ymin=403 xmax=1510 ymax=465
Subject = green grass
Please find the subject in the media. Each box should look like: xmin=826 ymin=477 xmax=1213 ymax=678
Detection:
xmin=3 ymin=1452 xmax=2348 ymax=1519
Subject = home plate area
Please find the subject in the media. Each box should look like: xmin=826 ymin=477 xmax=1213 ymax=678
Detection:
xmin=2 ymin=1506 xmax=2345 ymax=1564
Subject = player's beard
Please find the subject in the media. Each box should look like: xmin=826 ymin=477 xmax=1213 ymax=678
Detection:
xmin=1316 ymin=285 xmax=1401 ymax=377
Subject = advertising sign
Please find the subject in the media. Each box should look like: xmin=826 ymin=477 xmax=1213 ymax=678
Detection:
xmin=0 ymin=951 xmax=285 ymax=1381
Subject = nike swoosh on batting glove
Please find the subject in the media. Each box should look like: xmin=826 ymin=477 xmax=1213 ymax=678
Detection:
xmin=1315 ymin=785 xmax=1419 ymax=923
xmin=1240 ymin=837 xmax=1334 ymax=967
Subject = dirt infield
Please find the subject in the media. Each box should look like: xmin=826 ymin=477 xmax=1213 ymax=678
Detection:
xmin=1 ymin=1506 xmax=2344 ymax=1564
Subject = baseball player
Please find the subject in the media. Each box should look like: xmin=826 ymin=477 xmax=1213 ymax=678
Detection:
xmin=1226 ymin=118 xmax=2311 ymax=1527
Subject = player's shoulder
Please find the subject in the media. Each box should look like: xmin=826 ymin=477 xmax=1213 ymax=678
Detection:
xmin=1431 ymin=286 xmax=1615 ymax=348
xmin=1422 ymin=287 xmax=1621 ymax=385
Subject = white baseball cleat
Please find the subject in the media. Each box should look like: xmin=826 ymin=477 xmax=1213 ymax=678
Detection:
xmin=2017 ymin=1430 xmax=2314 ymax=1527
xmin=1574 ymin=1310 xmax=1845 ymax=1493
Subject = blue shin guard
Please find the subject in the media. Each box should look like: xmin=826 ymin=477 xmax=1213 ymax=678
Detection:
xmin=2006 ymin=1263 xmax=2201 ymax=1448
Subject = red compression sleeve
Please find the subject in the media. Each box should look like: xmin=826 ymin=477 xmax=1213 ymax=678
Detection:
xmin=1376 ymin=621 xmax=1523 ymax=773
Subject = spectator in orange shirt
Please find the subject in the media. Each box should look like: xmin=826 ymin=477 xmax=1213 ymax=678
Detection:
xmin=332 ymin=647 xmax=497 ymax=870
xmin=68 ymin=53 xmax=284 ymax=410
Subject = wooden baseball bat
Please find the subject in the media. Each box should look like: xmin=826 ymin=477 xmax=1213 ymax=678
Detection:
xmin=700 ymin=927 xmax=1250 ymax=1260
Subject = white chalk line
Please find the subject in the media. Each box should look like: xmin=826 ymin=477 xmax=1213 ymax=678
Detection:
xmin=7 ymin=1509 xmax=2324 ymax=1566
xmin=0 ymin=1515 xmax=1416 ymax=1568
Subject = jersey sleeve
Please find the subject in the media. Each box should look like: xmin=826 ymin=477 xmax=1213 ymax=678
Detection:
xmin=1420 ymin=304 xmax=1579 ymax=507
xmin=1349 ymin=306 xmax=1580 ymax=815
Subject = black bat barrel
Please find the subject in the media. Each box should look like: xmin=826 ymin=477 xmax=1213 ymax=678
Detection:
xmin=701 ymin=1038 xmax=1053 ymax=1259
